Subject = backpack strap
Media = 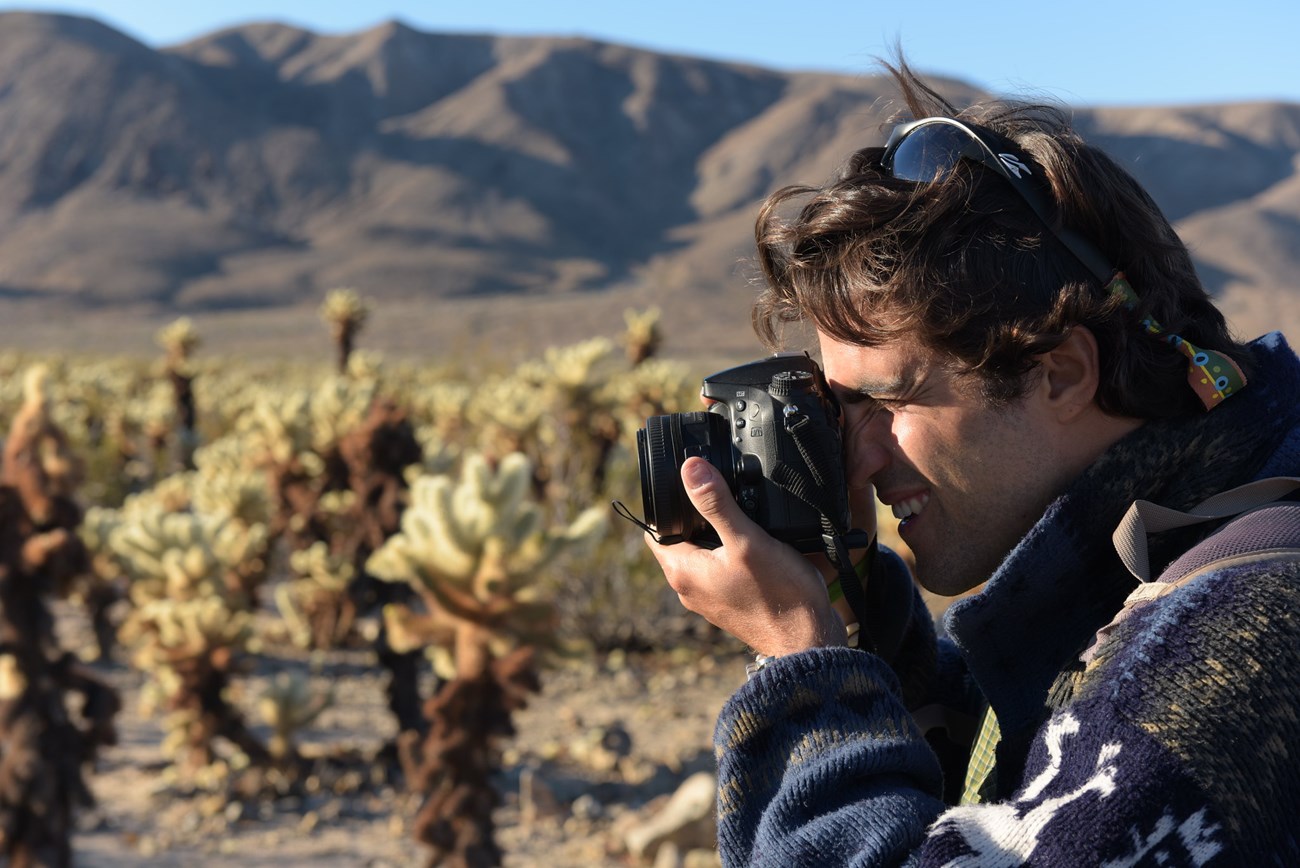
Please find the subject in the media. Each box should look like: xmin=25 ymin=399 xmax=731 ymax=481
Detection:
xmin=1081 ymin=477 xmax=1300 ymax=664
xmin=1112 ymin=476 xmax=1300 ymax=582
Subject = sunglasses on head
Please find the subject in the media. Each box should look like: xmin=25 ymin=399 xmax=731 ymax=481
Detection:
xmin=881 ymin=116 xmax=1115 ymax=288
xmin=877 ymin=116 xmax=1247 ymax=411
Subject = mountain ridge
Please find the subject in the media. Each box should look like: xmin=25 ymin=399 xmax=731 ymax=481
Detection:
xmin=0 ymin=12 xmax=1296 ymax=361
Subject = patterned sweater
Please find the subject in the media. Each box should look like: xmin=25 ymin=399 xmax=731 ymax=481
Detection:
xmin=714 ymin=332 xmax=1300 ymax=867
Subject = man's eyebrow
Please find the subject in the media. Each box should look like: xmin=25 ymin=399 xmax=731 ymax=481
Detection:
xmin=837 ymin=369 xmax=919 ymax=403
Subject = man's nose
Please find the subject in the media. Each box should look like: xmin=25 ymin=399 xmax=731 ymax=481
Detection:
xmin=844 ymin=416 xmax=892 ymax=487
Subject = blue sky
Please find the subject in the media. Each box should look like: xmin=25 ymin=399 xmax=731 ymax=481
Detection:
xmin=6 ymin=0 xmax=1299 ymax=107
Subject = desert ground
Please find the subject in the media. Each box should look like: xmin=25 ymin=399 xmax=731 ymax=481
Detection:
xmin=57 ymin=599 xmax=741 ymax=867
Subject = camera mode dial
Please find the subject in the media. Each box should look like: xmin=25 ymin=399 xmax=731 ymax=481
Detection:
xmin=768 ymin=370 xmax=813 ymax=397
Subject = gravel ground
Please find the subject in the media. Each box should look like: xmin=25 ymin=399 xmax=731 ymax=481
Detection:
xmin=60 ymin=609 xmax=742 ymax=867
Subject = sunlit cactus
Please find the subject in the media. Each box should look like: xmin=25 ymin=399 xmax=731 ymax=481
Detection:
xmin=110 ymin=507 xmax=266 ymax=608
xmin=604 ymin=357 xmax=697 ymax=430
xmin=320 ymin=287 xmax=372 ymax=374
xmin=516 ymin=337 xmax=627 ymax=500
xmin=155 ymin=317 xmax=201 ymax=472
xmin=276 ymin=541 xmax=357 ymax=650
xmin=3 ymin=364 xmax=84 ymax=530
xmin=411 ymin=379 xmax=473 ymax=444
xmin=466 ymin=375 xmax=550 ymax=463
xmin=366 ymin=451 xmax=605 ymax=866
xmin=156 ymin=316 xmax=201 ymax=365
xmin=4 ymin=324 xmax=726 ymax=860
xmin=405 ymin=424 xmax=459 ymax=486
xmin=622 ymin=305 xmax=663 ymax=366
xmin=125 ymin=596 xmax=266 ymax=776
xmin=109 ymin=506 xmax=271 ymax=778
xmin=368 ymin=453 xmax=605 ymax=663
xmin=258 ymin=671 xmax=334 ymax=762
xmin=189 ymin=438 xmax=277 ymax=601
xmin=238 ymin=390 xmax=317 ymax=470
xmin=517 ymin=336 xmax=620 ymax=397
xmin=191 ymin=450 xmax=274 ymax=532
xmin=310 ymin=372 xmax=383 ymax=457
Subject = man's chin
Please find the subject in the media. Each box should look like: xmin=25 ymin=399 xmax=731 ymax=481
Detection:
xmin=912 ymin=556 xmax=988 ymax=599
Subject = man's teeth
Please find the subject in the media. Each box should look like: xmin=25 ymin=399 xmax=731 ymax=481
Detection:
xmin=891 ymin=494 xmax=929 ymax=520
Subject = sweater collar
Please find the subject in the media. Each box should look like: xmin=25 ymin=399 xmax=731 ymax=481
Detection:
xmin=943 ymin=332 xmax=1300 ymax=736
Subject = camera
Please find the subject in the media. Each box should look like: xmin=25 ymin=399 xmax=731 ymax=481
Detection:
xmin=625 ymin=352 xmax=860 ymax=553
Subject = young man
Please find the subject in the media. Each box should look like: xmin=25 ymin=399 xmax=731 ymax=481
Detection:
xmin=648 ymin=60 xmax=1300 ymax=865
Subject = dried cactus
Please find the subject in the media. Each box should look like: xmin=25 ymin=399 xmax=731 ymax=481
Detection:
xmin=0 ymin=365 xmax=120 ymax=867
xmin=320 ymin=288 xmax=371 ymax=374
xmin=367 ymin=451 xmax=605 ymax=866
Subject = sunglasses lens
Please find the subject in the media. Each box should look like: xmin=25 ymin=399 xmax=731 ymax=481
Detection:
xmin=886 ymin=123 xmax=974 ymax=183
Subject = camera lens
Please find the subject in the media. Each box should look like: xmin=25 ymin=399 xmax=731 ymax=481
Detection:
xmin=636 ymin=412 xmax=733 ymax=546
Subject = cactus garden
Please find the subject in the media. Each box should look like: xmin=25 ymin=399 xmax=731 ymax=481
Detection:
xmin=0 ymin=302 xmax=782 ymax=866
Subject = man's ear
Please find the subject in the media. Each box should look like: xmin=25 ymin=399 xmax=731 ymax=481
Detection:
xmin=1036 ymin=326 xmax=1101 ymax=422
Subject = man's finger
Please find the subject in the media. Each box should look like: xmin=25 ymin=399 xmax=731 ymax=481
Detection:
xmin=680 ymin=457 xmax=745 ymax=543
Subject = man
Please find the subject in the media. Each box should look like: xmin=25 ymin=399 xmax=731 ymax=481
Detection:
xmin=648 ymin=59 xmax=1300 ymax=865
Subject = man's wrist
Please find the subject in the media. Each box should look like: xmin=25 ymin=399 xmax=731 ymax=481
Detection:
xmin=744 ymin=619 xmax=864 ymax=680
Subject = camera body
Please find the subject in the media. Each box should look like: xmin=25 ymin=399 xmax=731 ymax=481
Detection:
xmin=635 ymin=352 xmax=853 ymax=552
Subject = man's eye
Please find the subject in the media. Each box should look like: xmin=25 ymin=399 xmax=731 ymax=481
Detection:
xmin=853 ymin=395 xmax=892 ymax=423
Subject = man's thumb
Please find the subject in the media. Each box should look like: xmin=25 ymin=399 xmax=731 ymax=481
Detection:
xmin=681 ymin=457 xmax=735 ymax=534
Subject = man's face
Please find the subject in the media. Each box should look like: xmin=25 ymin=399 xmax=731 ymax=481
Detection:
xmin=818 ymin=332 xmax=1071 ymax=596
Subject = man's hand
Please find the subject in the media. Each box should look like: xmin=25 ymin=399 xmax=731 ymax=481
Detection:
xmin=646 ymin=456 xmax=847 ymax=657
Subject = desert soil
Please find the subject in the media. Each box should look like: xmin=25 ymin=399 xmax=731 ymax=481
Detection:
xmin=56 ymin=600 xmax=742 ymax=868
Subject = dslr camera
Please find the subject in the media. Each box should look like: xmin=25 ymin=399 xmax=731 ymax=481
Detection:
xmin=624 ymin=353 xmax=863 ymax=553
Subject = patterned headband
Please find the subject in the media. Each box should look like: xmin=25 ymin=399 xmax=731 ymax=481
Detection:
xmin=1108 ymin=273 xmax=1247 ymax=410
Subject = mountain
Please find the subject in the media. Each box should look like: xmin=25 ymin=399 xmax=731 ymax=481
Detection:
xmin=0 ymin=11 xmax=1296 ymax=362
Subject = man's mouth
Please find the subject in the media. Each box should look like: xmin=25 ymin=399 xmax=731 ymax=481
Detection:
xmin=890 ymin=493 xmax=930 ymax=523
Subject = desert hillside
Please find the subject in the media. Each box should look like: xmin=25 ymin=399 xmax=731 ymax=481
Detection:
xmin=0 ymin=12 xmax=1296 ymax=363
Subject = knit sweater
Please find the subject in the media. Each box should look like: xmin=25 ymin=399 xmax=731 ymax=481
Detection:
xmin=714 ymin=332 xmax=1300 ymax=867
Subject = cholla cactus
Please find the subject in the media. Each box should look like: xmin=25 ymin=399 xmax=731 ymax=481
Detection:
xmin=155 ymin=317 xmax=200 ymax=472
xmin=320 ymin=288 xmax=371 ymax=374
xmin=111 ymin=508 xmax=267 ymax=609
xmin=405 ymin=425 xmax=459 ymax=486
xmin=110 ymin=507 xmax=270 ymax=777
xmin=622 ymin=306 xmax=663 ymax=366
xmin=156 ymin=317 xmax=201 ymax=367
xmin=0 ymin=366 xmax=119 ymax=867
xmin=366 ymin=452 xmax=605 ymax=865
xmin=368 ymin=453 xmax=605 ymax=672
xmin=190 ymin=437 xmax=276 ymax=601
xmin=191 ymin=453 xmax=274 ymax=532
xmin=603 ymin=357 xmax=697 ymax=431
xmin=258 ymin=672 xmax=333 ymax=762
xmin=238 ymin=390 xmax=317 ymax=470
xmin=276 ymin=541 xmax=357 ymax=649
xmin=3 ymin=364 xmax=84 ymax=530
xmin=469 ymin=338 xmax=625 ymax=506
xmin=311 ymin=372 xmax=382 ymax=457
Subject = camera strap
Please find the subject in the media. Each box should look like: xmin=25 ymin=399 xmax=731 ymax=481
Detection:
xmin=777 ymin=409 xmax=876 ymax=652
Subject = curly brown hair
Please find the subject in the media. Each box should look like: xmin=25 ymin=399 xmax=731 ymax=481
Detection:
xmin=752 ymin=58 xmax=1249 ymax=418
